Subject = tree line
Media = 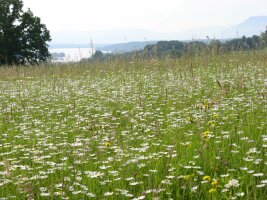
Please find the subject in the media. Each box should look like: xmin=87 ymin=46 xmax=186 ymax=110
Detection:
xmin=89 ymin=30 xmax=267 ymax=62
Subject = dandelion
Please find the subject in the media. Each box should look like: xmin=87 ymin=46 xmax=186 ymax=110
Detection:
xmin=104 ymin=142 xmax=111 ymax=147
xmin=208 ymin=121 xmax=215 ymax=128
xmin=203 ymin=176 xmax=211 ymax=182
xmin=187 ymin=117 xmax=193 ymax=123
xmin=211 ymin=179 xmax=220 ymax=188
xmin=202 ymin=131 xmax=211 ymax=139
xmin=209 ymin=188 xmax=216 ymax=193
xmin=212 ymin=113 xmax=218 ymax=119
xmin=183 ymin=175 xmax=191 ymax=181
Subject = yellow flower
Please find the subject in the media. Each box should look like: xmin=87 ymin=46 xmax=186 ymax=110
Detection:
xmin=204 ymin=102 xmax=210 ymax=109
xmin=211 ymin=180 xmax=220 ymax=188
xmin=209 ymin=188 xmax=216 ymax=193
xmin=203 ymin=176 xmax=211 ymax=182
xmin=187 ymin=117 xmax=193 ymax=123
xmin=202 ymin=131 xmax=210 ymax=138
xmin=212 ymin=113 xmax=218 ymax=119
xmin=208 ymin=121 xmax=215 ymax=128
xmin=183 ymin=175 xmax=191 ymax=181
xmin=104 ymin=142 xmax=111 ymax=147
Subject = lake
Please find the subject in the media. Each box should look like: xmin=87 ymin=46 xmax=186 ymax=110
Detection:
xmin=50 ymin=48 xmax=94 ymax=62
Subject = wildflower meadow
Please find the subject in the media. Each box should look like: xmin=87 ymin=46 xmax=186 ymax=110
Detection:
xmin=0 ymin=51 xmax=266 ymax=199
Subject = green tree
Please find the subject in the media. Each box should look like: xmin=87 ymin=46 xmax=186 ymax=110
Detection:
xmin=0 ymin=0 xmax=51 ymax=65
xmin=260 ymin=30 xmax=267 ymax=48
xmin=91 ymin=50 xmax=104 ymax=61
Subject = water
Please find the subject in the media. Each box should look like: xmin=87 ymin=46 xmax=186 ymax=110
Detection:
xmin=50 ymin=48 xmax=94 ymax=62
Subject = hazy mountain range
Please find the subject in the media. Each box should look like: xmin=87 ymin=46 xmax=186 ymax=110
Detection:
xmin=50 ymin=16 xmax=267 ymax=49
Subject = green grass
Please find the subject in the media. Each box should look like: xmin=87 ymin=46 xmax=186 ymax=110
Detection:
xmin=0 ymin=51 xmax=266 ymax=199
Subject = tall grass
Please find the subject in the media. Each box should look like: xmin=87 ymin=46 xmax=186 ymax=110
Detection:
xmin=0 ymin=50 xmax=266 ymax=199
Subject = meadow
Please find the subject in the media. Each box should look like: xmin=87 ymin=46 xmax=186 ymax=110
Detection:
xmin=0 ymin=51 xmax=266 ymax=199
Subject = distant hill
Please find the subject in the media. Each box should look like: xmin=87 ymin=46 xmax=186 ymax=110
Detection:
xmin=49 ymin=43 xmax=108 ymax=49
xmin=225 ymin=16 xmax=267 ymax=38
xmin=97 ymin=41 xmax=157 ymax=53
xmin=51 ymin=29 xmax=163 ymax=44
xmin=50 ymin=16 xmax=267 ymax=50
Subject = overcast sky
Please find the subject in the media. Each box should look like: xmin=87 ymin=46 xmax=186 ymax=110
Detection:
xmin=22 ymin=0 xmax=267 ymax=33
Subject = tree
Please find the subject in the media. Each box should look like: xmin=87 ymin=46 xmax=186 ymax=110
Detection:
xmin=209 ymin=40 xmax=222 ymax=54
xmin=260 ymin=30 xmax=267 ymax=48
xmin=0 ymin=0 xmax=51 ymax=65
xmin=91 ymin=50 xmax=104 ymax=61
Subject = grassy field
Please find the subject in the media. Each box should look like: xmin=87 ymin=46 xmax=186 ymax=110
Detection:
xmin=0 ymin=51 xmax=266 ymax=199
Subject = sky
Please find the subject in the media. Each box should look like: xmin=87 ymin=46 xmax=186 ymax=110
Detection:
xmin=22 ymin=0 xmax=267 ymax=33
